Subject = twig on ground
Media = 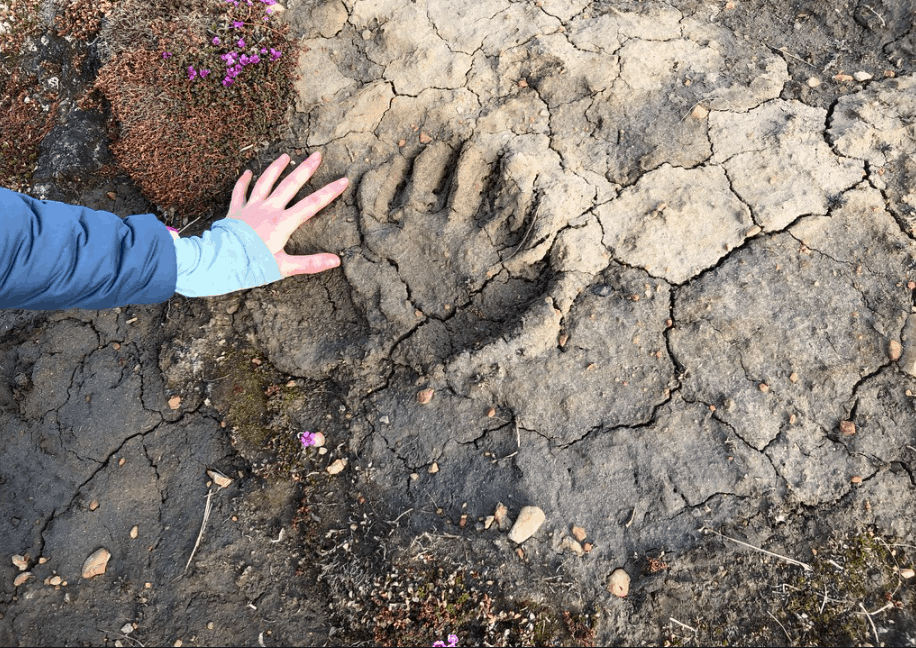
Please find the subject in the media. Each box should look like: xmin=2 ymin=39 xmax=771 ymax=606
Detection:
xmin=768 ymin=45 xmax=815 ymax=68
xmin=669 ymin=617 xmax=697 ymax=634
xmin=863 ymin=4 xmax=886 ymax=28
xmin=178 ymin=216 xmax=201 ymax=235
xmin=860 ymin=602 xmax=881 ymax=647
xmin=767 ymin=611 xmax=793 ymax=645
xmin=702 ymin=527 xmax=813 ymax=571
xmin=625 ymin=506 xmax=637 ymax=529
xmin=386 ymin=508 xmax=413 ymax=526
xmin=185 ymin=487 xmax=217 ymax=573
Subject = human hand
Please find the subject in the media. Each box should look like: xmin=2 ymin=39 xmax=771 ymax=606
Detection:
xmin=225 ymin=151 xmax=348 ymax=277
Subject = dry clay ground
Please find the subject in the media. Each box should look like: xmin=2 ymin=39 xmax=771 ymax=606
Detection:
xmin=3 ymin=0 xmax=916 ymax=645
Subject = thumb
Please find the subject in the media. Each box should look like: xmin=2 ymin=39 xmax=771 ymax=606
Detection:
xmin=275 ymin=251 xmax=341 ymax=277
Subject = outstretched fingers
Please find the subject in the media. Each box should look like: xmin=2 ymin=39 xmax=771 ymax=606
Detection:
xmin=269 ymin=151 xmax=322 ymax=208
xmin=230 ymin=169 xmax=253 ymax=213
xmin=275 ymin=251 xmax=341 ymax=278
xmin=249 ymin=154 xmax=291 ymax=203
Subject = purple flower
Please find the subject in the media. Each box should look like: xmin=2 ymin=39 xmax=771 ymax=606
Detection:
xmin=299 ymin=431 xmax=317 ymax=448
xmin=162 ymin=51 xmax=172 ymax=59
xmin=212 ymin=36 xmax=221 ymax=45
xmin=188 ymin=65 xmax=197 ymax=79
xmin=232 ymin=20 xmax=244 ymax=28
xmin=240 ymin=54 xmax=250 ymax=65
xmin=263 ymin=15 xmax=269 ymax=20
xmin=200 ymin=69 xmax=210 ymax=78
xmin=260 ymin=47 xmax=267 ymax=54
xmin=269 ymin=47 xmax=282 ymax=61
xmin=237 ymin=38 xmax=246 ymax=48
xmin=222 ymin=77 xmax=234 ymax=86
xmin=250 ymin=54 xmax=260 ymax=64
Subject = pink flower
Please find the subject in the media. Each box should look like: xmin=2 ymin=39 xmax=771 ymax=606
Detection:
xmin=232 ymin=20 xmax=244 ymax=28
xmin=188 ymin=65 xmax=197 ymax=79
xmin=237 ymin=38 xmax=246 ymax=48
xmin=212 ymin=36 xmax=220 ymax=45
xmin=200 ymin=69 xmax=210 ymax=78
xmin=162 ymin=52 xmax=172 ymax=59
xmin=299 ymin=431 xmax=317 ymax=447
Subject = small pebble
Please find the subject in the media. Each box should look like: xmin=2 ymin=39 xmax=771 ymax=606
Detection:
xmin=120 ymin=623 xmax=134 ymax=635
xmin=207 ymin=622 xmax=214 ymax=630
xmin=361 ymin=29 xmax=372 ymax=40
xmin=583 ymin=542 xmax=593 ymax=553
xmin=410 ymin=472 xmax=419 ymax=481
xmin=789 ymin=372 xmax=799 ymax=383
xmin=486 ymin=407 xmax=496 ymax=417
xmin=48 ymin=575 xmax=62 ymax=587
xmin=82 ymin=548 xmax=111 ymax=579
xmin=206 ymin=470 xmax=233 ymax=489
xmin=853 ymin=71 xmax=873 ymax=82
xmin=889 ymin=340 xmax=903 ymax=361
xmin=419 ymin=132 xmax=433 ymax=144
xmin=851 ymin=475 xmax=862 ymax=484
xmin=417 ymin=388 xmax=435 ymax=404
xmin=11 ymin=555 xmax=28 ymax=571
xmin=326 ymin=458 xmax=347 ymax=475
xmin=759 ymin=383 xmax=769 ymax=393
xmin=130 ymin=526 xmax=139 ymax=539
xmin=483 ymin=515 xmax=495 ymax=529
xmin=558 ymin=333 xmax=569 ymax=347
xmin=840 ymin=421 xmax=856 ymax=436
xmin=38 ymin=557 xmax=48 ymax=565
xmin=13 ymin=572 xmax=32 ymax=587
xmin=691 ymin=104 xmax=709 ymax=119
xmin=607 ymin=568 xmax=630 ymax=597
xmin=559 ymin=535 xmax=584 ymax=557
xmin=571 ymin=525 xmax=587 ymax=542
xmin=806 ymin=77 xmax=821 ymax=88
xmin=508 ymin=506 xmax=546 ymax=543
xmin=899 ymin=568 xmax=915 ymax=579
xmin=174 ymin=641 xmax=183 ymax=648
xmin=428 ymin=462 xmax=439 ymax=474
xmin=318 ymin=447 xmax=328 ymax=455
xmin=494 ymin=503 xmax=510 ymax=530
xmin=168 ymin=396 xmax=181 ymax=410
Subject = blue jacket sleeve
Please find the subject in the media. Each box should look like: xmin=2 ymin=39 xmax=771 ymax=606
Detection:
xmin=0 ymin=187 xmax=177 ymax=310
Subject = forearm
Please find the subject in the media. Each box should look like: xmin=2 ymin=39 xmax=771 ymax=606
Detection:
xmin=0 ymin=188 xmax=177 ymax=310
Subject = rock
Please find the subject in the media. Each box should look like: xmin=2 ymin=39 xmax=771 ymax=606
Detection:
xmin=607 ymin=568 xmax=630 ymax=597
xmin=428 ymin=462 xmax=439 ymax=474
xmin=417 ymin=388 xmax=435 ymax=404
xmin=889 ymin=339 xmax=903 ymax=361
xmin=840 ymin=421 xmax=856 ymax=436
xmin=13 ymin=572 xmax=32 ymax=587
xmin=82 ymin=548 xmax=111 ymax=579
xmin=11 ymin=555 xmax=28 ymax=571
xmin=807 ymin=77 xmax=821 ymax=87
xmin=853 ymin=71 xmax=873 ymax=82
xmin=571 ymin=525 xmax=587 ymax=542
xmin=419 ymin=132 xmax=433 ymax=144
xmin=559 ymin=535 xmax=584 ymax=557
xmin=313 ymin=432 xmax=326 ymax=447
xmin=484 ymin=515 xmax=495 ymax=529
xmin=89 ymin=500 xmax=100 ymax=511
xmin=168 ymin=396 xmax=181 ymax=410
xmin=326 ymin=458 xmax=347 ymax=475
xmin=851 ymin=475 xmax=862 ymax=484
xmin=508 ymin=506 xmax=545 ymax=543
xmin=130 ymin=526 xmax=139 ymax=539
xmin=899 ymin=568 xmax=915 ymax=579
xmin=206 ymin=469 xmax=233 ymax=489
xmin=120 ymin=623 xmax=134 ymax=635
xmin=48 ymin=575 xmax=62 ymax=586
xmin=361 ymin=29 xmax=372 ymax=40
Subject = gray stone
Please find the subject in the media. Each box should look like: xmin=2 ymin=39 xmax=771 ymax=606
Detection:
xmin=508 ymin=506 xmax=546 ymax=543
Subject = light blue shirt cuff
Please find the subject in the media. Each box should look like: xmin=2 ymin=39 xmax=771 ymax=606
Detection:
xmin=173 ymin=219 xmax=282 ymax=298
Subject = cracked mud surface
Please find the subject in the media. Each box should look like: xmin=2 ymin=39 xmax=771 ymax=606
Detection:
xmin=3 ymin=0 xmax=916 ymax=645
